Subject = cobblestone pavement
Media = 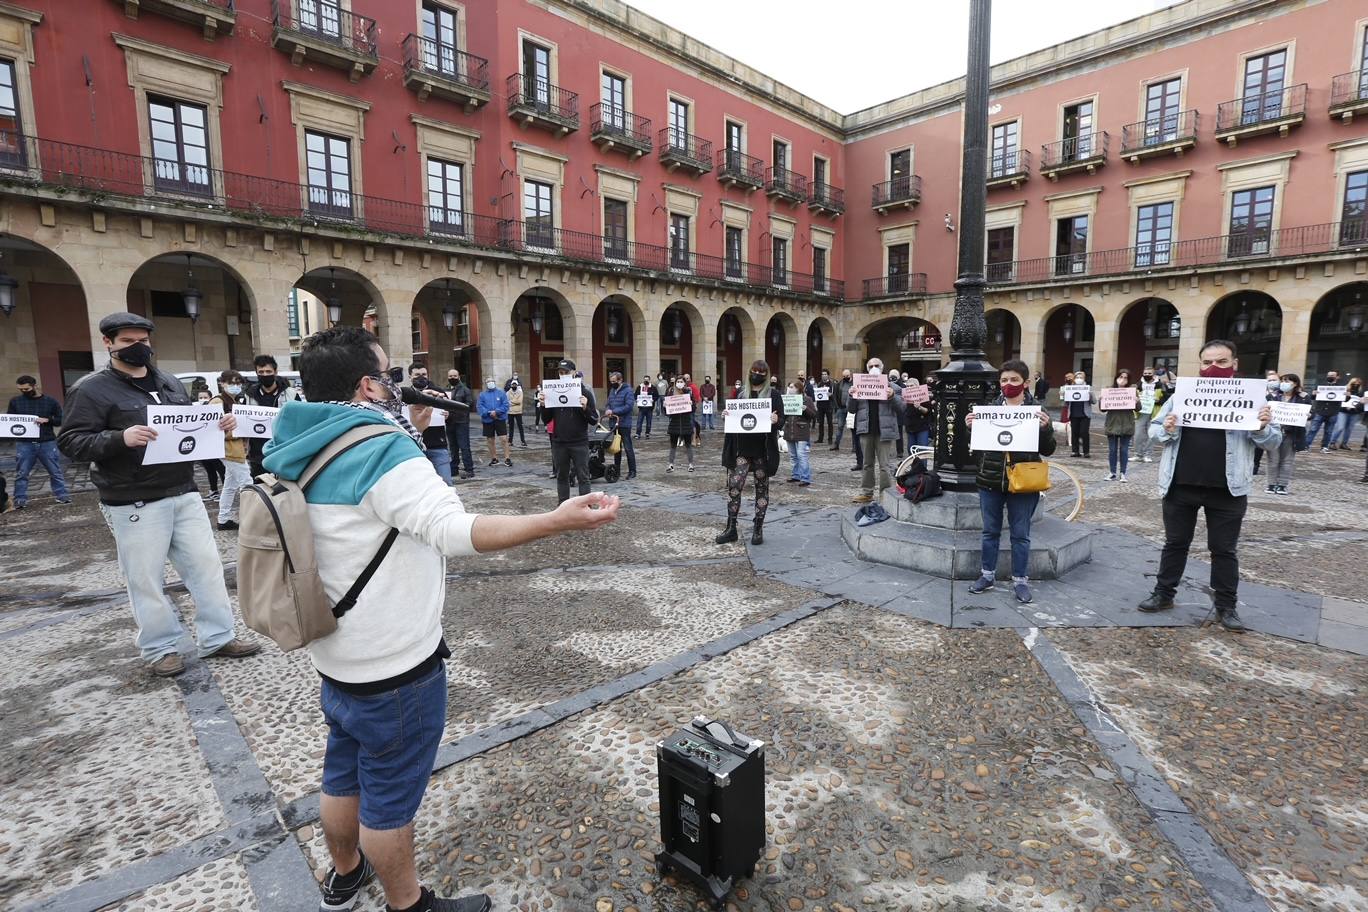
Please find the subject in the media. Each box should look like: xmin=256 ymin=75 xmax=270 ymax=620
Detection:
xmin=0 ymin=427 xmax=1365 ymax=912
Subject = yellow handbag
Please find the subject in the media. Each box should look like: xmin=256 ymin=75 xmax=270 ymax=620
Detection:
xmin=1006 ymin=453 xmax=1051 ymax=494
xmin=601 ymin=422 xmax=622 ymax=456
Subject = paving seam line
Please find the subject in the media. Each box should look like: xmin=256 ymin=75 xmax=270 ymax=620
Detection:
xmin=1018 ymin=627 xmax=1273 ymax=912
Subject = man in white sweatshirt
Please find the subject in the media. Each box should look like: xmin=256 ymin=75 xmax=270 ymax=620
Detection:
xmin=263 ymin=326 xmax=619 ymax=912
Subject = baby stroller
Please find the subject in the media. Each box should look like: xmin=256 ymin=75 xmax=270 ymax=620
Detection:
xmin=587 ymin=416 xmax=624 ymax=482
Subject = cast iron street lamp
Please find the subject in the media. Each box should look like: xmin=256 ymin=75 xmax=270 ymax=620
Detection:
xmin=933 ymin=0 xmax=997 ymax=491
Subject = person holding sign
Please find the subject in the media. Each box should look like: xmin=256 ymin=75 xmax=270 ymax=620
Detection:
xmin=1332 ymin=377 xmax=1363 ymax=450
xmin=634 ymin=376 xmax=656 ymax=439
xmin=7 ymin=374 xmax=70 ymax=507
xmin=538 ymin=359 xmax=599 ymax=504
xmin=1264 ymin=374 xmax=1313 ymax=495
xmin=664 ymin=378 xmax=697 ymax=472
xmin=1066 ymin=370 xmax=1094 ymax=458
xmin=244 ymin=355 xmax=301 ymax=478
xmin=783 ymin=378 xmax=817 ymax=486
xmin=964 ymin=359 xmax=1056 ymax=605
xmin=1307 ymin=370 xmax=1343 ymax=452
xmin=813 ymin=369 xmax=834 ymax=444
xmin=716 ymin=360 xmax=784 ymax=546
xmin=57 ymin=312 xmax=259 ymax=677
xmin=209 ymin=370 xmax=252 ymax=530
xmin=1132 ymin=367 xmax=1167 ymax=464
xmin=1139 ymin=339 xmax=1280 ymax=632
xmin=849 ymin=357 xmax=908 ymax=505
xmin=1101 ymin=370 xmax=1138 ymax=482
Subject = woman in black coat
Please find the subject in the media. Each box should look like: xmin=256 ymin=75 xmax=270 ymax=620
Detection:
xmin=717 ymin=360 xmax=784 ymax=546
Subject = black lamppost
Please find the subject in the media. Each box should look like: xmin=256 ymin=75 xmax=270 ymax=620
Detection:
xmin=933 ymin=0 xmax=997 ymax=491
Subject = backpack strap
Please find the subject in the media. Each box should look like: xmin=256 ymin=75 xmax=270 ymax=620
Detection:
xmin=332 ymin=528 xmax=400 ymax=618
xmin=298 ymin=424 xmax=405 ymax=492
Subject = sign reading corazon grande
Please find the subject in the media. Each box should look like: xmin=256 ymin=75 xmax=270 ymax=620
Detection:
xmin=1171 ymin=377 xmax=1267 ymax=431
xmin=850 ymin=373 xmax=889 ymax=400
xmin=1098 ymin=387 xmax=1138 ymax=411
xmin=0 ymin=414 xmax=41 ymax=438
xmin=1269 ymin=401 xmax=1311 ymax=428
xmin=970 ymin=406 xmax=1041 ymax=452
xmin=664 ymin=394 xmax=693 ymax=415
xmin=902 ymin=383 xmax=930 ymax=405
xmin=724 ymin=398 xmax=771 ymax=434
xmin=233 ymin=404 xmax=279 ymax=439
xmin=142 ymin=405 xmax=226 ymax=465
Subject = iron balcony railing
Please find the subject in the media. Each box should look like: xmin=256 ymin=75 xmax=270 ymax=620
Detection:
xmin=717 ymin=148 xmax=764 ymax=186
xmin=984 ymin=220 xmax=1368 ymax=286
xmin=590 ymin=104 xmax=652 ymax=147
xmin=1041 ymin=131 xmax=1109 ymax=169
xmin=808 ymin=182 xmax=845 ymax=213
xmin=766 ymin=166 xmax=807 ymax=199
xmin=1216 ymin=84 xmax=1307 ymax=132
xmin=0 ymin=132 xmax=842 ymax=300
xmin=1120 ymin=110 xmax=1198 ymax=153
xmin=988 ymin=148 xmax=1031 ymax=180
xmin=861 ymin=273 xmax=928 ymax=299
xmin=401 ymin=34 xmax=489 ymax=92
xmin=658 ymin=128 xmax=712 ymax=171
xmin=506 ymin=73 xmax=579 ymax=126
xmin=272 ymin=0 xmax=377 ymax=58
xmin=1330 ymin=70 xmax=1368 ymax=110
xmin=871 ymin=175 xmax=921 ymax=207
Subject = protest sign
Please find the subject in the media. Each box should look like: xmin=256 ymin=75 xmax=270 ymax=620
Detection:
xmin=142 ymin=404 xmax=226 ymax=465
xmin=401 ymin=405 xmax=446 ymax=427
xmin=850 ymin=373 xmax=889 ymax=400
xmin=541 ymin=377 xmax=582 ymax=407
xmin=1315 ymin=384 xmax=1348 ymax=403
xmin=902 ymin=383 xmax=930 ymax=405
xmin=1269 ymin=401 xmax=1311 ymax=427
xmin=701 ymin=400 xmax=714 ymax=415
xmin=636 ymin=394 xmax=653 ymax=408
xmin=1061 ymin=385 xmax=1091 ymax=403
xmin=725 ymin=398 xmax=771 ymax=433
xmin=233 ymin=404 xmax=279 ymax=439
xmin=782 ymin=394 xmax=805 ymax=416
xmin=1139 ymin=390 xmax=1156 ymax=413
xmin=970 ymin=406 xmax=1041 ymax=452
xmin=0 ymin=414 xmax=41 ymax=439
xmin=813 ymin=386 xmax=830 ymax=402
xmin=1099 ymin=387 xmax=1138 ymax=411
xmin=664 ymin=394 xmax=693 ymax=415
xmin=1170 ymin=377 xmax=1267 ymax=431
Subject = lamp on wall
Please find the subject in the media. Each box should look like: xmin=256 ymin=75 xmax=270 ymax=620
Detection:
xmin=1348 ymin=302 xmax=1366 ymax=333
xmin=530 ymin=297 xmax=545 ymax=335
xmin=1061 ymin=310 xmax=1074 ymax=343
xmin=325 ymin=267 xmax=342 ymax=325
xmin=0 ymin=249 xmax=17 ymax=317
xmin=770 ymin=324 xmax=781 ymax=347
xmin=671 ymin=309 xmax=683 ymax=343
xmin=441 ymin=280 xmax=457 ymax=332
xmin=810 ymin=330 xmax=820 ymax=350
xmin=606 ymin=302 xmax=621 ymax=339
xmin=726 ymin=320 xmax=736 ymax=345
xmin=181 ymin=254 xmax=203 ymax=323
xmin=1232 ymin=304 xmax=1251 ymax=336
xmin=1168 ymin=314 xmax=1182 ymax=338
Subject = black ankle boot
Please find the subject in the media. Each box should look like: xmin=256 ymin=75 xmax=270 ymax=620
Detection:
xmin=715 ymin=519 xmax=738 ymax=544
xmin=751 ymin=520 xmax=764 ymax=545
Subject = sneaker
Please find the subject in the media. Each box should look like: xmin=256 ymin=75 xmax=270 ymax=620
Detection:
xmin=404 ymin=886 xmax=492 ymax=912
xmin=488 ymin=459 xmax=499 ymax=467
xmin=666 ymin=464 xmax=674 ymax=473
xmin=319 ymin=853 xmax=375 ymax=912
xmin=1322 ymin=447 xmax=1331 ymax=454
xmin=150 ymin=653 xmax=185 ymax=677
xmin=1266 ymin=485 xmax=1276 ymax=494
xmin=1106 ymin=473 xmax=1116 ymax=481
xmin=205 ymin=637 xmax=262 ymax=659
xmin=56 ymin=498 xmax=72 ymax=505
xmin=968 ymin=574 xmax=994 ymax=594
xmin=687 ymin=464 xmax=694 ymax=472
xmin=13 ymin=502 xmax=25 ymax=510
xmin=1142 ymin=456 xmax=1152 ymax=463
xmin=461 ymin=473 xmax=475 ymax=480
xmin=1275 ymin=485 xmax=1289 ymax=495
xmin=1217 ymin=608 xmax=1247 ymax=633
xmin=1013 ymin=581 xmax=1033 ymax=604
xmin=849 ymin=465 xmax=863 ymax=472
xmin=218 ymin=520 xmax=239 ymax=531
xmin=799 ymin=481 xmax=811 ymax=487
xmin=787 ymin=478 xmax=800 ymax=484
xmin=1118 ymin=474 xmax=1127 ymax=483
xmin=504 ymin=458 xmax=512 ymax=467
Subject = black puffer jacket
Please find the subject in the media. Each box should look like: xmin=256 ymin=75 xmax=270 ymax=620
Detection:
xmin=974 ymin=392 xmax=1057 ymax=492
xmin=57 ymin=365 xmax=196 ymax=503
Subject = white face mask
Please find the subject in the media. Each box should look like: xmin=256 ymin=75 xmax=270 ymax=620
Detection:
xmin=867 ymin=365 xmax=882 ymax=375
xmin=225 ymin=384 xmax=242 ymax=396
xmin=486 ymin=382 xmax=496 ymax=390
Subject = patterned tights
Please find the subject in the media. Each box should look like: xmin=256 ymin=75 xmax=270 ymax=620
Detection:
xmin=726 ymin=455 xmax=770 ymax=523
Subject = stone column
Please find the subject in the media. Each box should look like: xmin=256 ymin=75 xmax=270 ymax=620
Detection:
xmin=1277 ymin=300 xmax=1314 ymax=377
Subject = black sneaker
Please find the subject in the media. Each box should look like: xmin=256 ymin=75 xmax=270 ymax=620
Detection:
xmin=319 ymin=853 xmax=375 ymax=911
xmin=394 ymin=887 xmax=491 ymax=912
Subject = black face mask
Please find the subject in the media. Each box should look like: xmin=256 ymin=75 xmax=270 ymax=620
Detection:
xmin=258 ymin=374 xmax=277 ymax=389
xmin=610 ymin=380 xmax=620 ymax=388
xmin=750 ymin=372 xmax=767 ymax=386
xmin=112 ymin=341 xmax=155 ymax=367
xmin=448 ymin=377 xmax=459 ymax=386
xmin=412 ymin=376 xmax=430 ymax=390
xmin=21 ymin=388 xmax=37 ymax=398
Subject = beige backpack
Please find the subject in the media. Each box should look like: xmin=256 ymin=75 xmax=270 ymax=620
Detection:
xmin=238 ymin=424 xmax=403 ymax=652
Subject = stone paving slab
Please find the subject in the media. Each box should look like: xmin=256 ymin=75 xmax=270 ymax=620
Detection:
xmin=1050 ymin=628 xmax=1368 ymax=912
xmin=93 ymin=855 xmax=257 ymax=912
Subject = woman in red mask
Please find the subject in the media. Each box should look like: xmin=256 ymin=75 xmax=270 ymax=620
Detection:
xmin=964 ymin=359 xmax=1057 ymax=605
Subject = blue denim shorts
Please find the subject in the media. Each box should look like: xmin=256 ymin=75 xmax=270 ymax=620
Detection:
xmin=320 ymin=664 xmax=447 ymax=830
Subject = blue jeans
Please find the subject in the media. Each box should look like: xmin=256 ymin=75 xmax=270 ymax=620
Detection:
xmin=787 ymin=439 xmax=811 ymax=482
xmin=446 ymin=422 xmax=473 ymax=474
xmin=14 ymin=439 xmax=69 ymax=503
xmin=426 ymin=447 xmax=453 ymax=483
xmin=1107 ymin=434 xmax=1132 ymax=475
xmin=1305 ymin=412 xmax=1336 ymax=449
xmin=612 ymin=419 xmax=637 ymax=474
xmin=636 ymin=407 xmax=653 ymax=436
xmin=906 ymin=429 xmax=930 ymax=451
xmin=321 ymin=662 xmax=447 ymax=830
xmin=833 ymin=408 xmax=849 ymax=447
xmin=978 ymin=486 xmax=1038 ymax=580
xmin=702 ymin=410 xmax=716 ymax=430
xmin=1332 ymin=412 xmax=1358 ymax=447
xmin=98 ymin=492 xmax=236 ymax=661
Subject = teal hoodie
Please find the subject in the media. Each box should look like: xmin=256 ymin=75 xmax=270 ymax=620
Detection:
xmin=262 ymin=402 xmax=424 ymax=505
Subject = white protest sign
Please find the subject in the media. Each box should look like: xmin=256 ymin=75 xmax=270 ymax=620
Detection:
xmin=1269 ymin=401 xmax=1311 ymax=427
xmin=902 ymin=383 xmax=930 ymax=405
xmin=541 ymin=377 xmax=582 ymax=408
xmin=1171 ymin=377 xmax=1267 ymax=431
xmin=725 ymin=398 xmax=772 ymax=434
xmin=1315 ymin=385 xmax=1348 ymax=403
xmin=142 ymin=404 xmax=226 ymax=465
xmin=1099 ymin=387 xmax=1138 ymax=411
xmin=401 ymin=405 xmax=447 ymax=427
xmin=701 ymin=400 xmax=714 ymax=415
xmin=813 ymin=386 xmax=830 ymax=402
xmin=0 ymin=414 xmax=41 ymax=439
xmin=782 ymin=394 xmax=805 ymax=416
xmin=970 ymin=406 xmax=1042 ymax=452
xmin=850 ymin=373 xmax=889 ymax=400
xmin=664 ymin=394 xmax=693 ymax=415
xmin=636 ymin=394 xmax=653 ymax=408
xmin=1139 ymin=390 xmax=1157 ymax=413
xmin=233 ymin=404 xmax=280 ymax=439
xmin=1061 ymin=385 xmax=1091 ymax=403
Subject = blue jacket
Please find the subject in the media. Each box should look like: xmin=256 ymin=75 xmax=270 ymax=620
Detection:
xmin=604 ymin=383 xmax=635 ymax=432
xmin=1149 ymin=397 xmax=1281 ymax=497
xmin=477 ymin=388 xmax=509 ymax=423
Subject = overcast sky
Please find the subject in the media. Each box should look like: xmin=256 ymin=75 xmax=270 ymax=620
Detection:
xmin=623 ymin=0 xmax=1168 ymax=114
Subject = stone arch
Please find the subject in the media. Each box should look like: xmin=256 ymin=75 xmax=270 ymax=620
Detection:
xmin=1041 ymin=302 xmax=1097 ymax=383
xmin=716 ymin=305 xmax=757 ymax=392
xmin=763 ymin=311 xmax=799 ymax=382
xmin=1308 ymin=282 xmax=1368 ymax=381
xmin=511 ymin=286 xmax=577 ymax=386
xmin=804 ymin=316 xmax=838 ymax=378
xmin=1204 ymin=291 xmax=1282 ymax=377
xmin=411 ymin=277 xmax=489 ymax=385
xmin=591 ymin=293 xmax=647 ymax=391
xmin=1115 ymin=297 xmax=1182 ymax=378
xmin=984 ymin=308 xmax=1022 ymax=368
xmin=292 ymin=265 xmax=387 ymax=333
xmin=126 ymin=251 xmax=261 ymax=373
xmin=853 ymin=315 xmax=944 ymax=382
xmin=0 ymin=234 xmax=92 ymax=403
xmin=659 ymin=299 xmax=705 ymax=380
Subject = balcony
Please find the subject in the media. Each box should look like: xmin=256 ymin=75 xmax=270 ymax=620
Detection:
xmin=1215 ymin=84 xmax=1307 ymax=145
xmin=808 ymin=181 xmax=844 ymax=215
xmin=1330 ymin=70 xmax=1368 ymax=122
xmin=506 ymin=74 xmax=578 ymax=135
xmin=716 ymin=148 xmax=763 ymax=191
xmin=861 ymin=273 xmax=928 ymax=301
xmin=118 ymin=0 xmax=235 ymax=40
xmin=589 ymin=105 xmax=651 ymax=158
xmin=871 ymin=175 xmax=921 ymax=211
xmin=1120 ymin=110 xmax=1198 ymax=162
xmin=658 ymin=129 xmax=712 ymax=175
xmin=987 ymin=149 xmax=1030 ymax=188
xmin=766 ymin=167 xmax=807 ymax=204
xmin=1039 ymin=132 xmax=1109 ymax=180
xmin=271 ymin=0 xmax=377 ymax=82
xmin=401 ymin=36 xmax=490 ymax=110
